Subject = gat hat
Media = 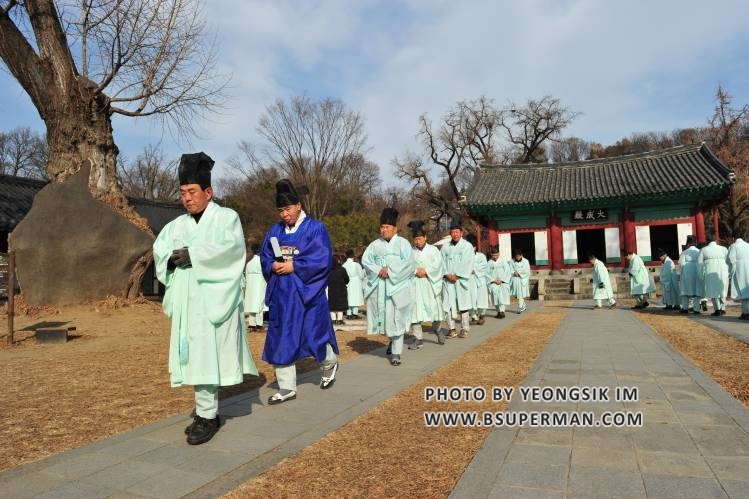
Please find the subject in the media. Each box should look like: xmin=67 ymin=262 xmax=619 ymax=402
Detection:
xmin=513 ymin=248 xmax=524 ymax=255
xmin=178 ymin=152 xmax=214 ymax=189
xmin=408 ymin=220 xmax=426 ymax=238
xmin=686 ymin=235 xmax=696 ymax=245
xmin=449 ymin=217 xmax=463 ymax=230
xmin=656 ymin=247 xmax=668 ymax=257
xmin=275 ymin=179 xmax=309 ymax=207
xmin=275 ymin=179 xmax=299 ymax=207
xmin=490 ymin=245 xmax=500 ymax=254
xmin=380 ymin=207 xmax=399 ymax=226
xmin=251 ymin=243 xmax=261 ymax=254
xmin=345 ymin=249 xmax=354 ymax=258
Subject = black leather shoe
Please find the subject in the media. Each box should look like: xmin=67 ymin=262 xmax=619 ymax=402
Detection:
xmin=386 ymin=341 xmax=392 ymax=356
xmin=187 ymin=415 xmax=220 ymax=445
xmin=184 ymin=415 xmax=198 ymax=435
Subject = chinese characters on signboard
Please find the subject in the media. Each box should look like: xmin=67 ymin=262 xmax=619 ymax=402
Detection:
xmin=571 ymin=208 xmax=608 ymax=222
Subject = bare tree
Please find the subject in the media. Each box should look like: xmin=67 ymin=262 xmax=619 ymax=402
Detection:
xmin=0 ymin=126 xmax=48 ymax=178
xmin=499 ymin=95 xmax=580 ymax=164
xmin=705 ymin=86 xmax=749 ymax=235
xmin=256 ymin=95 xmax=368 ymax=219
xmin=0 ymin=0 xmax=227 ymax=302
xmin=549 ymin=136 xmax=591 ymax=163
xmin=394 ymin=96 xmax=501 ymax=224
xmin=120 ymin=144 xmax=179 ymax=201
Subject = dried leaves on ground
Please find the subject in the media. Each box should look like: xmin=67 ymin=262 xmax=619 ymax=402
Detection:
xmin=225 ymin=310 xmax=565 ymax=499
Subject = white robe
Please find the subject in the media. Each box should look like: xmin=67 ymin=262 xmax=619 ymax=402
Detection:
xmin=471 ymin=252 xmax=490 ymax=311
xmin=659 ymin=256 xmax=680 ymax=306
xmin=591 ymin=259 xmax=614 ymax=300
xmin=488 ymin=258 xmax=512 ymax=306
xmin=679 ymin=246 xmax=701 ymax=296
xmin=153 ymin=201 xmax=257 ymax=387
xmin=510 ymin=257 xmax=531 ymax=298
xmin=698 ymin=242 xmax=729 ymax=299
xmin=727 ymin=238 xmax=749 ymax=300
xmin=243 ymin=254 xmax=267 ymax=315
xmin=342 ymin=258 xmax=365 ymax=308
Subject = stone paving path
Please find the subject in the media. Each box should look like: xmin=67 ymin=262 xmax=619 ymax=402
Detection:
xmin=451 ymin=303 xmax=749 ymax=499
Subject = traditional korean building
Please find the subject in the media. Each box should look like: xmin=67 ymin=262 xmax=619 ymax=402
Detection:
xmin=463 ymin=143 xmax=734 ymax=271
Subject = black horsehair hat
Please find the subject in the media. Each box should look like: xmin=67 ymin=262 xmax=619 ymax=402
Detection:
xmin=408 ymin=220 xmax=426 ymax=237
xmin=275 ymin=179 xmax=309 ymax=208
xmin=380 ymin=207 xmax=399 ymax=226
xmin=178 ymin=152 xmax=214 ymax=189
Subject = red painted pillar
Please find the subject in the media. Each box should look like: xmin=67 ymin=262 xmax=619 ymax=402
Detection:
xmin=549 ymin=216 xmax=563 ymax=272
xmin=622 ymin=212 xmax=636 ymax=258
xmin=694 ymin=208 xmax=706 ymax=243
xmin=713 ymin=207 xmax=720 ymax=243
xmin=489 ymin=221 xmax=499 ymax=247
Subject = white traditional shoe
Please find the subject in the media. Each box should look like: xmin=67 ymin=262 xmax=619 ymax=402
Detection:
xmin=267 ymin=391 xmax=296 ymax=405
xmin=320 ymin=362 xmax=338 ymax=389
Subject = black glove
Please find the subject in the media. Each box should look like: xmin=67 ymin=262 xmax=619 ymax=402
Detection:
xmin=170 ymin=248 xmax=192 ymax=269
xmin=598 ymin=282 xmax=605 ymax=289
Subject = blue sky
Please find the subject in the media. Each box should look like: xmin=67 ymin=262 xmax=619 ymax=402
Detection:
xmin=2 ymin=0 xmax=749 ymax=192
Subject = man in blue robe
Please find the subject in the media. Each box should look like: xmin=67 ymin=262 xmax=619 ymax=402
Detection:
xmin=260 ymin=180 xmax=339 ymax=405
xmin=153 ymin=152 xmax=257 ymax=445
xmin=727 ymin=228 xmax=749 ymax=320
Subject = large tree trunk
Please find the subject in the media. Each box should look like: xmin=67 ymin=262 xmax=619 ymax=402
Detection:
xmin=12 ymin=77 xmax=155 ymax=304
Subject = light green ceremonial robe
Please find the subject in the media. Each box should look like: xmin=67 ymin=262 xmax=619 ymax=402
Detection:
xmin=678 ymin=246 xmax=701 ymax=296
xmin=342 ymin=258 xmax=365 ymax=308
xmin=659 ymin=256 xmax=680 ymax=306
xmin=591 ymin=259 xmax=614 ymax=300
xmin=698 ymin=241 xmax=729 ymax=299
xmin=471 ymin=252 xmax=490 ymax=311
xmin=510 ymin=257 xmax=531 ymax=298
xmin=728 ymin=238 xmax=749 ymax=300
xmin=153 ymin=201 xmax=257 ymax=387
xmin=362 ymin=234 xmax=415 ymax=337
xmin=488 ymin=258 xmax=512 ymax=306
xmin=243 ymin=254 xmax=267 ymax=315
xmin=410 ymin=243 xmax=444 ymax=323
xmin=441 ymin=238 xmax=475 ymax=314
xmin=628 ymin=254 xmax=654 ymax=295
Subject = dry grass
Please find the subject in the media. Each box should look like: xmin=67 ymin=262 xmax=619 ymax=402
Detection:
xmin=636 ymin=311 xmax=749 ymax=409
xmin=0 ymin=297 xmax=387 ymax=472
xmin=225 ymin=310 xmax=565 ymax=499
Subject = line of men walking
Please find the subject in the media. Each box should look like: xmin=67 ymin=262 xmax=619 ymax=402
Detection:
xmin=359 ymin=211 xmax=530 ymax=366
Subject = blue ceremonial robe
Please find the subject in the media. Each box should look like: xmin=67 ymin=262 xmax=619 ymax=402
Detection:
xmin=260 ymin=217 xmax=339 ymax=366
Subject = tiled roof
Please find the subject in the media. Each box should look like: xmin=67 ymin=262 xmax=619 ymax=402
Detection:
xmin=465 ymin=143 xmax=733 ymax=216
xmin=0 ymin=174 xmax=182 ymax=233
xmin=0 ymin=175 xmax=46 ymax=232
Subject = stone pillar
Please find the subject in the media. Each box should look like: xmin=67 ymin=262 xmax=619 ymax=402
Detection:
xmin=549 ymin=216 xmax=563 ymax=273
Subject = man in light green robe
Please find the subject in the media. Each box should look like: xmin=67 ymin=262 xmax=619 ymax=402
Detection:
xmin=465 ymin=234 xmax=490 ymax=325
xmin=626 ymin=250 xmax=654 ymax=309
xmin=727 ymin=229 xmax=749 ymax=319
xmin=407 ymin=220 xmax=445 ymax=349
xmin=657 ymin=248 xmax=680 ymax=310
xmin=488 ymin=246 xmax=512 ymax=318
xmin=698 ymin=239 xmax=729 ymax=315
xmin=510 ymin=249 xmax=531 ymax=313
xmin=342 ymin=249 xmax=365 ymax=319
xmin=362 ymin=208 xmax=415 ymax=366
xmin=679 ymin=236 xmax=702 ymax=314
xmin=153 ymin=152 xmax=257 ymax=446
xmin=588 ymin=254 xmax=616 ymax=309
xmin=440 ymin=220 xmax=475 ymax=338
xmin=243 ymin=243 xmax=267 ymax=331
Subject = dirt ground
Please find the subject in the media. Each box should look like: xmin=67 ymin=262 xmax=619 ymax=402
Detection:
xmin=0 ymin=296 xmax=388 ymax=472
